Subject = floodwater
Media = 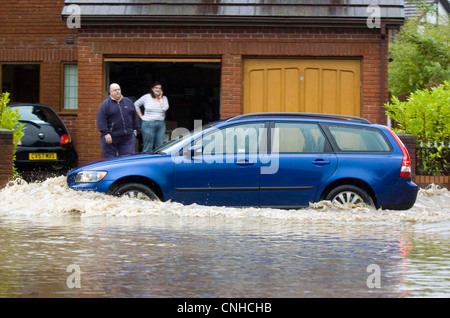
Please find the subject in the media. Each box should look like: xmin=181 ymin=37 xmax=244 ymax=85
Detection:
xmin=0 ymin=176 xmax=449 ymax=298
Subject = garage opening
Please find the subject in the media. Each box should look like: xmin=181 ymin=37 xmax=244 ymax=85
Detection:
xmin=106 ymin=60 xmax=221 ymax=132
xmin=1 ymin=64 xmax=40 ymax=103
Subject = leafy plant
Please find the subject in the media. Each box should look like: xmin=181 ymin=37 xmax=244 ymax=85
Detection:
xmin=384 ymin=81 xmax=450 ymax=175
xmin=0 ymin=92 xmax=25 ymax=178
xmin=388 ymin=6 xmax=450 ymax=97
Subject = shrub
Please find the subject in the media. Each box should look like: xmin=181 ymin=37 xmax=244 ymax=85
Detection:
xmin=0 ymin=92 xmax=25 ymax=178
xmin=384 ymin=81 xmax=450 ymax=175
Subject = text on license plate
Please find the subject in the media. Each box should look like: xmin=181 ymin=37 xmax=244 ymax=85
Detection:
xmin=29 ymin=153 xmax=57 ymax=160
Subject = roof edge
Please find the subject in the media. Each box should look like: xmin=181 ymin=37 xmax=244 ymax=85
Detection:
xmin=62 ymin=15 xmax=405 ymax=28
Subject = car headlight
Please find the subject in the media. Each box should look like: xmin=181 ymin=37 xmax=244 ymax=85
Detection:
xmin=74 ymin=171 xmax=107 ymax=183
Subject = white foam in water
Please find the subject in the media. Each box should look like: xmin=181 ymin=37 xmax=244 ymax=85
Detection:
xmin=0 ymin=176 xmax=449 ymax=223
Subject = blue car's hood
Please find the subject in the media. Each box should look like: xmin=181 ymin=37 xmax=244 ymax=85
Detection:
xmin=70 ymin=152 xmax=167 ymax=171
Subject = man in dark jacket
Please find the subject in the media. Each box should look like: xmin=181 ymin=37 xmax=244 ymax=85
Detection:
xmin=97 ymin=83 xmax=140 ymax=158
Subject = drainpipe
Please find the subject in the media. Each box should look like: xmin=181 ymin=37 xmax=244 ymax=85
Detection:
xmin=380 ymin=21 xmax=387 ymax=125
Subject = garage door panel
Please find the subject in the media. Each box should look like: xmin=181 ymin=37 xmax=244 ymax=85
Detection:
xmin=244 ymin=59 xmax=360 ymax=116
xmin=304 ymin=67 xmax=320 ymax=113
xmin=284 ymin=68 xmax=300 ymax=112
xmin=340 ymin=70 xmax=357 ymax=116
xmin=322 ymin=69 xmax=338 ymax=114
xmin=248 ymin=69 xmax=265 ymax=113
xmin=267 ymin=68 xmax=283 ymax=112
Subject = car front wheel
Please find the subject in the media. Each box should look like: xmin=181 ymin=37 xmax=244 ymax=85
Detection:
xmin=111 ymin=183 xmax=160 ymax=201
xmin=325 ymin=185 xmax=375 ymax=208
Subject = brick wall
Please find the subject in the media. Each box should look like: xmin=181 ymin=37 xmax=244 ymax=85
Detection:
xmin=0 ymin=129 xmax=13 ymax=189
xmin=0 ymin=0 xmax=77 ymax=110
xmin=0 ymin=1 xmax=79 ymax=149
xmin=398 ymin=133 xmax=417 ymax=177
xmin=0 ymin=1 xmax=391 ymax=166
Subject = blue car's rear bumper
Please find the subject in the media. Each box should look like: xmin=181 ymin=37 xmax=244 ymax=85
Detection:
xmin=375 ymin=180 xmax=419 ymax=210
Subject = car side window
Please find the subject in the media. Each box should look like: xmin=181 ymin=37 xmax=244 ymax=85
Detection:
xmin=272 ymin=122 xmax=326 ymax=153
xmin=201 ymin=123 xmax=265 ymax=155
xmin=328 ymin=125 xmax=391 ymax=152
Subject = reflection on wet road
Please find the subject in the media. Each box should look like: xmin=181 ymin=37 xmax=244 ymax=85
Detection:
xmin=0 ymin=177 xmax=449 ymax=297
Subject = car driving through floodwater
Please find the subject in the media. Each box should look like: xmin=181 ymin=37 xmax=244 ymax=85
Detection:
xmin=67 ymin=113 xmax=418 ymax=210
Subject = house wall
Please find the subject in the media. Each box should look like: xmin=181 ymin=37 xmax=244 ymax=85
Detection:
xmin=0 ymin=0 xmax=78 ymax=142
xmin=0 ymin=1 xmax=391 ymax=166
xmin=76 ymin=25 xmax=388 ymax=164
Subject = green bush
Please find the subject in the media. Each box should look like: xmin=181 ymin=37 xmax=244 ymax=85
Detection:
xmin=384 ymin=81 xmax=450 ymax=175
xmin=388 ymin=8 xmax=450 ymax=97
xmin=0 ymin=92 xmax=25 ymax=178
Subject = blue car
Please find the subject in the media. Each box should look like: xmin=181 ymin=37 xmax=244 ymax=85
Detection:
xmin=67 ymin=113 xmax=418 ymax=210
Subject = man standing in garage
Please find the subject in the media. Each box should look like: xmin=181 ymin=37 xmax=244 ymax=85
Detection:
xmin=97 ymin=83 xmax=140 ymax=158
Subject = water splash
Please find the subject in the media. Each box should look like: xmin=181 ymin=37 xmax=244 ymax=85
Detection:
xmin=0 ymin=176 xmax=449 ymax=223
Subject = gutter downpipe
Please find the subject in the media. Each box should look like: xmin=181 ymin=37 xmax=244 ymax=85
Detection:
xmin=380 ymin=21 xmax=388 ymax=126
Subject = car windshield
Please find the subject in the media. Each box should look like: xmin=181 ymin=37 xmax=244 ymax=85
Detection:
xmin=152 ymin=122 xmax=218 ymax=154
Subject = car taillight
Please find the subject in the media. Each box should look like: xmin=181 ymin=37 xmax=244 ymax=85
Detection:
xmin=387 ymin=127 xmax=411 ymax=178
xmin=60 ymin=134 xmax=70 ymax=146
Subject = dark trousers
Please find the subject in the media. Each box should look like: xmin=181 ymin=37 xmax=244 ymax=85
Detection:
xmin=100 ymin=133 xmax=136 ymax=159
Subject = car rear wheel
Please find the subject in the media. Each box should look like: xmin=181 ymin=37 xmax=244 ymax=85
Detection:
xmin=325 ymin=185 xmax=375 ymax=208
xmin=111 ymin=183 xmax=160 ymax=201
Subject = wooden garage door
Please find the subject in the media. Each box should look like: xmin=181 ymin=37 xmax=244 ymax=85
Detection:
xmin=243 ymin=59 xmax=361 ymax=116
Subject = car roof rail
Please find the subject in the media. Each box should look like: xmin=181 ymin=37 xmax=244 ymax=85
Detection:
xmin=226 ymin=112 xmax=371 ymax=124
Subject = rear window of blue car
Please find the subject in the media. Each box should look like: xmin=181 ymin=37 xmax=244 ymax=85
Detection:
xmin=327 ymin=125 xmax=392 ymax=152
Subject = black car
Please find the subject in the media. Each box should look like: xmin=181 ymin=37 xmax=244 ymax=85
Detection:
xmin=10 ymin=103 xmax=78 ymax=171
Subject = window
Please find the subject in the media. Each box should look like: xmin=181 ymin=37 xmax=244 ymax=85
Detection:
xmin=1 ymin=64 xmax=40 ymax=103
xmin=328 ymin=125 xmax=391 ymax=152
xmin=63 ymin=64 xmax=78 ymax=110
xmin=272 ymin=123 xmax=326 ymax=153
xmin=200 ymin=123 xmax=266 ymax=155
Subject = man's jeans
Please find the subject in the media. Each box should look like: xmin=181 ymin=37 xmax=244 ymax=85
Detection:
xmin=141 ymin=120 xmax=166 ymax=152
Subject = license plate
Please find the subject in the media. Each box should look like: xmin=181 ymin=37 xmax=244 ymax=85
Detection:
xmin=29 ymin=153 xmax=57 ymax=160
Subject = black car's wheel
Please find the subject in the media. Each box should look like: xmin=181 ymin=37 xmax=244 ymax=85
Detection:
xmin=325 ymin=185 xmax=375 ymax=208
xmin=111 ymin=183 xmax=159 ymax=201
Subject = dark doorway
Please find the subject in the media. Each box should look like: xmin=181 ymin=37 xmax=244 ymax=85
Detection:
xmin=2 ymin=64 xmax=40 ymax=103
xmin=106 ymin=61 xmax=221 ymax=131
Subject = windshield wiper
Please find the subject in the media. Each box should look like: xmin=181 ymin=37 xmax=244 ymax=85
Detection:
xmin=19 ymin=120 xmax=42 ymax=129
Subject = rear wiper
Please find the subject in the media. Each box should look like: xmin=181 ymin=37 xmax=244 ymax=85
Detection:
xmin=19 ymin=120 xmax=41 ymax=129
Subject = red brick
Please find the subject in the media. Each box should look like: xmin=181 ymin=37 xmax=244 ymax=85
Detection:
xmin=1 ymin=1 xmax=394 ymax=165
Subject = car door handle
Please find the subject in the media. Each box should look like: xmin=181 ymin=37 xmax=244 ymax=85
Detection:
xmin=312 ymin=159 xmax=330 ymax=166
